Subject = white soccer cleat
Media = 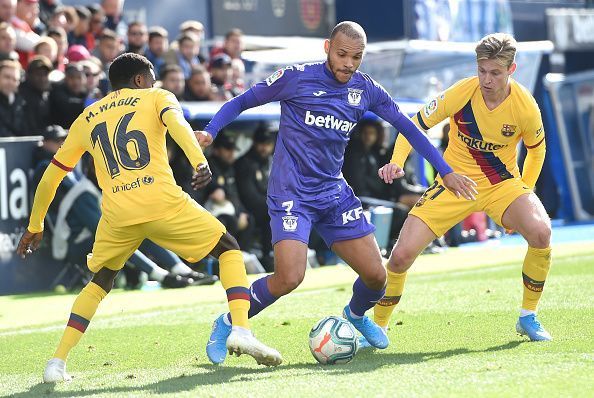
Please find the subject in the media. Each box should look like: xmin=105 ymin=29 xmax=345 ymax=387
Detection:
xmin=226 ymin=328 xmax=283 ymax=367
xmin=43 ymin=358 xmax=72 ymax=383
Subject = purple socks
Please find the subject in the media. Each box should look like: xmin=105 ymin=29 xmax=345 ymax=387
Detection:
xmin=227 ymin=275 xmax=277 ymax=323
xmin=348 ymin=276 xmax=386 ymax=317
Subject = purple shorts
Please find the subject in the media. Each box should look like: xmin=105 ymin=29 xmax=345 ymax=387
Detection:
xmin=267 ymin=185 xmax=376 ymax=248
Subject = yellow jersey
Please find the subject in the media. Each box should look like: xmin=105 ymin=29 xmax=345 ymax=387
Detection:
xmin=28 ymin=87 xmax=207 ymax=231
xmin=391 ymin=77 xmax=545 ymax=187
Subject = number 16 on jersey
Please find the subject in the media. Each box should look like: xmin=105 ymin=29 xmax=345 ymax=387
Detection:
xmin=91 ymin=111 xmax=151 ymax=178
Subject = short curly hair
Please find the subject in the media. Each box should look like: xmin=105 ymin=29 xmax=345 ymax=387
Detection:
xmin=108 ymin=52 xmax=154 ymax=89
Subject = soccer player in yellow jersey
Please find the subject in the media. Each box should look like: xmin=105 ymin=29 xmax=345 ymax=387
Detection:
xmin=371 ymin=33 xmax=553 ymax=342
xmin=16 ymin=53 xmax=282 ymax=383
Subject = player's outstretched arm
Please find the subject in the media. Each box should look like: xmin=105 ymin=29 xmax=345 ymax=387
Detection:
xmin=203 ymin=90 xmax=262 ymax=142
xmin=370 ymin=84 xmax=452 ymax=177
xmin=17 ymin=163 xmax=70 ymax=258
xmin=204 ymin=67 xmax=299 ymax=141
xmin=372 ymin=97 xmax=477 ymax=200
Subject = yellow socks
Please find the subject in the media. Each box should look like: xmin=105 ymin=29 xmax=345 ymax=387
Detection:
xmin=522 ymin=246 xmax=552 ymax=312
xmin=374 ymin=270 xmax=407 ymax=328
xmin=219 ymin=250 xmax=250 ymax=329
xmin=53 ymin=282 xmax=107 ymax=360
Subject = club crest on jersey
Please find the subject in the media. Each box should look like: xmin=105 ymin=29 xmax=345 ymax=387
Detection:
xmin=501 ymin=124 xmax=517 ymax=137
xmin=347 ymin=88 xmax=363 ymax=106
xmin=266 ymin=69 xmax=284 ymax=86
xmin=282 ymin=215 xmax=298 ymax=232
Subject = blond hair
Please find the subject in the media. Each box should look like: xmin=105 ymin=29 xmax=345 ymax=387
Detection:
xmin=475 ymin=33 xmax=517 ymax=68
xmin=0 ymin=59 xmax=21 ymax=73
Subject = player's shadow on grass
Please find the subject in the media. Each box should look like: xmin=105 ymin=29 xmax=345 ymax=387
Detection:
xmin=9 ymin=340 xmax=525 ymax=397
xmin=354 ymin=339 xmax=526 ymax=368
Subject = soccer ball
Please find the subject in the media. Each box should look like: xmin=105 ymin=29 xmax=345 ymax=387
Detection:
xmin=308 ymin=316 xmax=358 ymax=364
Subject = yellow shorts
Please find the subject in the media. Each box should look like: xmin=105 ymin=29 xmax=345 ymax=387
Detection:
xmin=87 ymin=198 xmax=226 ymax=273
xmin=409 ymin=176 xmax=532 ymax=237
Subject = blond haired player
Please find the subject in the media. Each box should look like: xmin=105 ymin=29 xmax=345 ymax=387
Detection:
xmin=371 ymin=33 xmax=552 ymax=343
xmin=17 ymin=53 xmax=282 ymax=383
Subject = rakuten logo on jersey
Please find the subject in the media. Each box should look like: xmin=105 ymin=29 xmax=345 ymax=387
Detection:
xmin=304 ymin=111 xmax=356 ymax=133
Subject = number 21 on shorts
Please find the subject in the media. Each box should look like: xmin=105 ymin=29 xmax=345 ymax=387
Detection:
xmin=415 ymin=181 xmax=446 ymax=207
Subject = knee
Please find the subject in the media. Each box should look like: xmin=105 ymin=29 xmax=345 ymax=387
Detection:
xmin=388 ymin=246 xmax=417 ymax=273
xmin=212 ymin=232 xmax=240 ymax=257
xmin=91 ymin=269 xmax=117 ymax=293
xmin=270 ymin=271 xmax=304 ymax=296
xmin=361 ymin=264 xmax=386 ymax=290
xmin=525 ymin=223 xmax=551 ymax=248
xmin=101 ymin=282 xmax=113 ymax=294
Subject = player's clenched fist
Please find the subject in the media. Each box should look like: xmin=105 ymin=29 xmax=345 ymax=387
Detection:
xmin=16 ymin=229 xmax=43 ymax=259
xmin=194 ymin=130 xmax=213 ymax=148
xmin=377 ymin=163 xmax=405 ymax=184
xmin=191 ymin=163 xmax=212 ymax=190
xmin=442 ymin=173 xmax=478 ymax=201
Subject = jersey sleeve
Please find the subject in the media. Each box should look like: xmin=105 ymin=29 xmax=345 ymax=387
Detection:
xmin=27 ymin=164 xmax=69 ymax=232
xmin=28 ymin=119 xmax=87 ymax=232
xmin=204 ymin=66 xmax=300 ymax=138
xmin=53 ymin=118 xmax=87 ymax=169
xmin=369 ymin=79 xmax=453 ymax=177
xmin=520 ymin=101 xmax=546 ymax=189
xmin=388 ymin=78 xmax=474 ymax=166
xmin=249 ymin=66 xmax=300 ymax=103
xmin=156 ymin=89 xmax=207 ymax=169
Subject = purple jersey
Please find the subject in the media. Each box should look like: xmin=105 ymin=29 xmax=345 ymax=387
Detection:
xmin=205 ymin=62 xmax=452 ymax=199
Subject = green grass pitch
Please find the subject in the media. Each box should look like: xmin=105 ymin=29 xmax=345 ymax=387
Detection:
xmin=1 ymin=242 xmax=593 ymax=397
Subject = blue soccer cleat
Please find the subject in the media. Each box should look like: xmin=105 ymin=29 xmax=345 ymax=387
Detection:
xmin=357 ymin=325 xmax=388 ymax=350
xmin=516 ymin=314 xmax=552 ymax=341
xmin=206 ymin=314 xmax=232 ymax=364
xmin=358 ymin=335 xmax=372 ymax=350
xmin=342 ymin=305 xmax=389 ymax=349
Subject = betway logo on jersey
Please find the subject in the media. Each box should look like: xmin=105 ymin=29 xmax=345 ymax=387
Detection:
xmin=304 ymin=111 xmax=356 ymax=133
xmin=457 ymin=131 xmax=507 ymax=152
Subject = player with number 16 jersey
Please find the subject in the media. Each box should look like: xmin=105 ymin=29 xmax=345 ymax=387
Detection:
xmin=18 ymin=53 xmax=282 ymax=383
xmin=58 ymin=87 xmax=201 ymax=228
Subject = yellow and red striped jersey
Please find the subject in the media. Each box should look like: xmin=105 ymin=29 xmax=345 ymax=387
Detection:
xmin=391 ymin=77 xmax=545 ymax=187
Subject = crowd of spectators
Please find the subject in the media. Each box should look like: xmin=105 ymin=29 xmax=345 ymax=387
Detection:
xmin=0 ymin=0 xmax=246 ymax=137
xmin=3 ymin=0 xmax=496 ymax=283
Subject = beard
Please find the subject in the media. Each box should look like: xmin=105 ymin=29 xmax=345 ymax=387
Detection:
xmin=326 ymin=56 xmax=353 ymax=83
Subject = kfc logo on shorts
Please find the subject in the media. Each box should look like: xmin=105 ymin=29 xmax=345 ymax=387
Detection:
xmin=342 ymin=206 xmax=363 ymax=225
xmin=282 ymin=215 xmax=298 ymax=231
xmin=347 ymin=88 xmax=363 ymax=106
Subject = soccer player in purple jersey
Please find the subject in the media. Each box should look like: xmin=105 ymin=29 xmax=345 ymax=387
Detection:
xmin=195 ymin=21 xmax=477 ymax=363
